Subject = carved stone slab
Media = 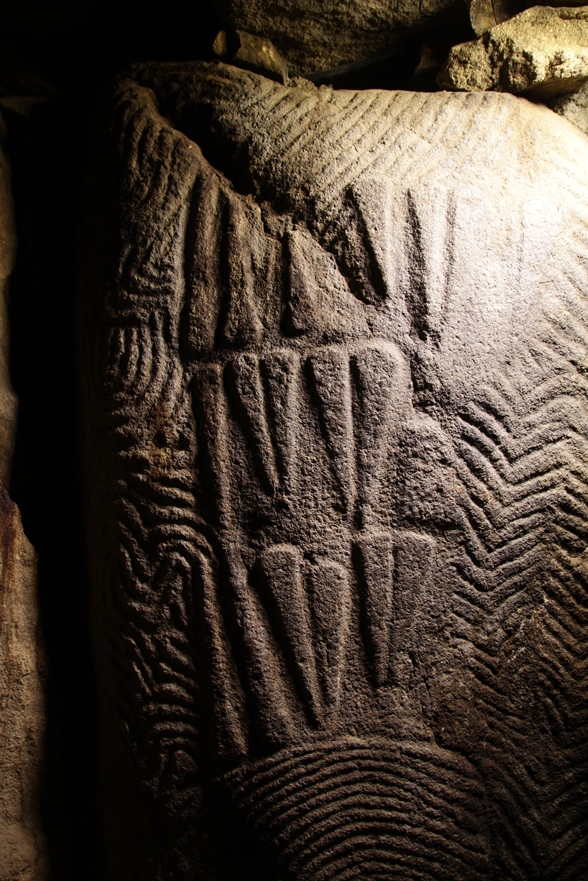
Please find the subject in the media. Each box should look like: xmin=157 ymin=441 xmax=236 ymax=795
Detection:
xmin=81 ymin=63 xmax=588 ymax=880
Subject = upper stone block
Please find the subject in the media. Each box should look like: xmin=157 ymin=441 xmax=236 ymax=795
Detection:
xmin=212 ymin=0 xmax=464 ymax=75
xmin=439 ymin=5 xmax=588 ymax=97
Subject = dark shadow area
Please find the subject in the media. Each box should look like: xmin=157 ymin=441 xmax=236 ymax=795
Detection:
xmin=2 ymin=4 xmax=223 ymax=878
xmin=5 ymin=89 xmax=103 ymax=881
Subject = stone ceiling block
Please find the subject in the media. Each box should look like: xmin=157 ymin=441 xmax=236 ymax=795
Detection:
xmin=212 ymin=0 xmax=464 ymax=75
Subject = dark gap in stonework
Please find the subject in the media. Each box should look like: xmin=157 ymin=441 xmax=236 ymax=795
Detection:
xmin=1 ymin=4 xmax=224 ymax=878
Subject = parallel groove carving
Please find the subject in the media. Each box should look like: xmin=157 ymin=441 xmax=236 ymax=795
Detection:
xmin=447 ymin=350 xmax=588 ymax=878
xmin=223 ymin=739 xmax=492 ymax=881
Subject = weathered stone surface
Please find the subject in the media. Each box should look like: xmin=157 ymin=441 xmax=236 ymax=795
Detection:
xmin=0 ymin=132 xmax=47 ymax=881
xmin=0 ymin=493 xmax=46 ymax=881
xmin=439 ymin=5 xmax=588 ymax=97
xmin=212 ymin=0 xmax=465 ymax=75
xmin=82 ymin=63 xmax=588 ymax=880
xmin=551 ymin=78 xmax=588 ymax=133
xmin=213 ymin=29 xmax=288 ymax=83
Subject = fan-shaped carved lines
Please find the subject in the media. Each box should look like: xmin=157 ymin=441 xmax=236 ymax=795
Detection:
xmin=193 ymin=550 xmax=248 ymax=760
xmin=354 ymin=533 xmax=393 ymax=687
xmin=101 ymin=312 xmax=187 ymax=472
xmin=224 ymin=351 xmax=298 ymax=498
xmin=258 ymin=545 xmax=322 ymax=725
xmin=227 ymin=354 xmax=279 ymax=495
xmin=218 ymin=194 xmax=263 ymax=350
xmin=221 ymin=546 xmax=296 ymax=750
xmin=263 ymin=351 xmax=299 ymax=494
xmin=116 ymin=113 xmax=198 ymax=306
xmin=307 ymin=558 xmax=352 ymax=713
xmin=353 ymin=345 xmax=409 ymax=528
xmin=181 ymin=170 xmax=226 ymax=358
xmin=192 ymin=363 xmax=234 ymax=528
xmin=100 ymin=320 xmax=154 ymax=404
xmin=308 ymin=350 xmax=355 ymax=514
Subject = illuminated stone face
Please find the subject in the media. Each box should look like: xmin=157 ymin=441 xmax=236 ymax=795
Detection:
xmin=83 ymin=63 xmax=588 ymax=880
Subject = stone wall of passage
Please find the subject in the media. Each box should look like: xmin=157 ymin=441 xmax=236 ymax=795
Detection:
xmin=3 ymin=2 xmax=588 ymax=878
xmin=0 ymin=123 xmax=47 ymax=881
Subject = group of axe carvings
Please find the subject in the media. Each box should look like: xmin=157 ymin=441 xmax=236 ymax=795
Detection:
xmin=80 ymin=62 xmax=588 ymax=880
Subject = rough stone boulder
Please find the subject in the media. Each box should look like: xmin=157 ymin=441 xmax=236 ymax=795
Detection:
xmin=81 ymin=62 xmax=588 ymax=880
xmin=439 ymin=5 xmax=588 ymax=97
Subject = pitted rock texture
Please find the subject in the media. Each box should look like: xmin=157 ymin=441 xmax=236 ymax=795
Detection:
xmin=0 ymin=135 xmax=47 ymax=881
xmin=439 ymin=5 xmax=588 ymax=97
xmin=212 ymin=0 xmax=464 ymax=75
xmin=82 ymin=63 xmax=588 ymax=880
